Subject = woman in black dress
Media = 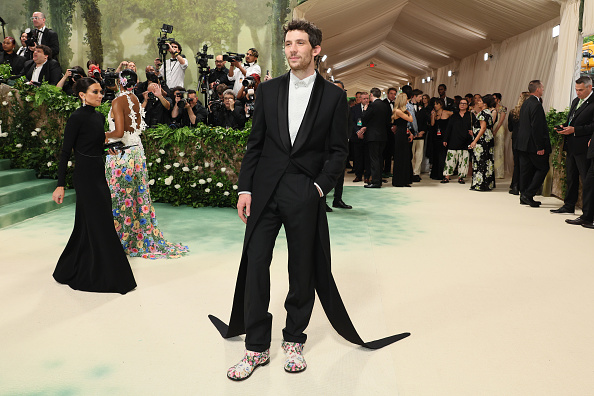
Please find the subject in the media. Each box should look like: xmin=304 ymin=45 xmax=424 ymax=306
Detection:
xmin=391 ymin=92 xmax=414 ymax=187
xmin=429 ymin=98 xmax=453 ymax=180
xmin=52 ymin=77 xmax=136 ymax=294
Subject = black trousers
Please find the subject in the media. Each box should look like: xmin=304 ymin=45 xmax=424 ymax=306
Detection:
xmin=352 ymin=140 xmax=365 ymax=178
xmin=510 ymin=147 xmax=521 ymax=190
xmin=519 ymin=151 xmax=550 ymax=198
xmin=244 ymin=172 xmax=319 ymax=352
xmin=332 ymin=166 xmax=345 ymax=202
xmin=367 ymin=140 xmax=385 ymax=185
xmin=564 ymin=152 xmax=589 ymax=208
xmin=383 ymin=131 xmax=395 ymax=173
xmin=581 ymin=158 xmax=594 ymax=221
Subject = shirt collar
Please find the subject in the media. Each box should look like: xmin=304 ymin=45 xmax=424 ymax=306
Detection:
xmin=290 ymin=71 xmax=316 ymax=88
xmin=38 ymin=26 xmax=46 ymax=32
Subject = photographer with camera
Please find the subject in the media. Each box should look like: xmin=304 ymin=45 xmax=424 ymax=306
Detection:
xmin=162 ymin=41 xmax=187 ymax=88
xmin=56 ymin=66 xmax=86 ymax=96
xmin=208 ymin=55 xmax=231 ymax=90
xmin=115 ymin=60 xmax=137 ymax=74
xmin=24 ymin=12 xmax=59 ymax=61
xmin=23 ymin=45 xmax=61 ymax=85
xmin=142 ymin=81 xmax=172 ymax=127
xmin=228 ymin=48 xmax=260 ymax=98
xmin=211 ymin=89 xmax=246 ymax=130
xmin=171 ymin=88 xmax=207 ymax=127
xmin=135 ymin=66 xmax=170 ymax=100
xmin=0 ymin=36 xmax=26 ymax=76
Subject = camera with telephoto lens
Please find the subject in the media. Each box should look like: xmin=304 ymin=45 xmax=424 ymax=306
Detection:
xmin=24 ymin=28 xmax=38 ymax=47
xmin=242 ymin=76 xmax=256 ymax=89
xmin=176 ymin=91 xmax=188 ymax=107
xmin=223 ymin=52 xmax=244 ymax=63
xmin=195 ymin=44 xmax=213 ymax=75
xmin=103 ymin=68 xmax=118 ymax=86
xmin=68 ymin=69 xmax=82 ymax=82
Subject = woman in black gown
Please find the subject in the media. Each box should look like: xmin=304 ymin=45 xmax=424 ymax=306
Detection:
xmin=52 ymin=77 xmax=136 ymax=294
xmin=391 ymin=92 xmax=414 ymax=187
xmin=429 ymin=98 xmax=453 ymax=180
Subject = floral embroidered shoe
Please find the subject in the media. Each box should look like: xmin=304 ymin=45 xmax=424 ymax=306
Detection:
xmin=227 ymin=349 xmax=270 ymax=381
xmin=281 ymin=341 xmax=307 ymax=373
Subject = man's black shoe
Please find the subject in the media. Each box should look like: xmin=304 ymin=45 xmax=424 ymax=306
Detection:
xmin=509 ymin=186 xmax=519 ymax=195
xmin=581 ymin=222 xmax=594 ymax=229
xmin=520 ymin=195 xmax=540 ymax=207
xmin=566 ymin=216 xmax=593 ymax=226
xmin=550 ymin=206 xmax=574 ymax=214
xmin=412 ymin=175 xmax=421 ymax=182
xmin=364 ymin=183 xmax=381 ymax=188
xmin=332 ymin=200 xmax=352 ymax=209
xmin=325 ymin=203 xmax=333 ymax=212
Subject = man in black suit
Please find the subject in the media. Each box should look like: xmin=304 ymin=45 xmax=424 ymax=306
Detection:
xmin=516 ymin=80 xmax=551 ymax=207
xmin=360 ymin=87 xmax=391 ymax=188
xmin=438 ymin=83 xmax=455 ymax=111
xmin=382 ymin=87 xmax=397 ymax=176
xmin=23 ymin=45 xmax=61 ymax=85
xmin=210 ymin=19 xmax=408 ymax=381
xmin=25 ymin=12 xmax=60 ymax=61
xmin=551 ymin=76 xmax=594 ymax=216
xmin=350 ymin=91 xmax=369 ymax=182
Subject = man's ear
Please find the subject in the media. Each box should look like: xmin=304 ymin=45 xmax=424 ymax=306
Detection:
xmin=312 ymin=45 xmax=321 ymax=57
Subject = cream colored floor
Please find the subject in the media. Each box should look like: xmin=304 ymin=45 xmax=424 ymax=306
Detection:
xmin=1 ymin=173 xmax=593 ymax=396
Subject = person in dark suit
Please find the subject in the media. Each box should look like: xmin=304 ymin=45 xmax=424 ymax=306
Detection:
xmin=23 ymin=45 xmax=61 ymax=85
xmin=350 ymin=92 xmax=369 ymax=182
xmin=515 ymin=80 xmax=551 ymax=207
xmin=382 ymin=87 xmax=398 ymax=176
xmin=0 ymin=36 xmax=26 ymax=76
xmin=360 ymin=87 xmax=391 ymax=188
xmin=438 ymin=83 xmax=455 ymax=111
xmin=209 ymin=19 xmax=409 ymax=382
xmin=552 ymin=76 xmax=594 ymax=216
xmin=575 ymin=122 xmax=594 ymax=228
xmin=25 ymin=12 xmax=59 ymax=61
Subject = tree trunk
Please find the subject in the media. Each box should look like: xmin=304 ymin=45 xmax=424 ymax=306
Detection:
xmin=270 ymin=0 xmax=290 ymax=77
xmin=47 ymin=0 xmax=76 ymax=70
xmin=79 ymin=0 xmax=103 ymax=66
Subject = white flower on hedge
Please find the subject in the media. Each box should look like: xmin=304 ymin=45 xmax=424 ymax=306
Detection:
xmin=159 ymin=149 xmax=165 ymax=154
xmin=35 ymin=127 xmax=41 ymax=132
xmin=67 ymin=161 xmax=72 ymax=167
xmin=47 ymin=161 xmax=52 ymax=167
xmin=164 ymin=164 xmax=171 ymax=169
xmin=216 ymin=182 xmax=223 ymax=188
xmin=44 ymin=139 xmax=49 ymax=144
xmin=31 ymin=131 xmax=37 ymax=137
xmin=205 ymin=188 xmax=210 ymax=193
xmin=190 ymin=183 xmax=197 ymax=187
xmin=224 ymin=191 xmax=230 ymax=196
xmin=148 ymin=162 xmax=152 ymax=167
xmin=2 ymin=101 xmax=7 ymax=106
xmin=15 ymin=143 xmax=22 ymax=148
xmin=164 ymin=176 xmax=174 ymax=185
xmin=148 ymin=179 xmax=155 ymax=185
xmin=204 ymin=162 xmax=210 ymax=168
xmin=0 ymin=133 xmax=7 ymax=137
xmin=174 ymin=184 xmax=181 ymax=189
xmin=193 ymin=166 xmax=199 ymax=171
xmin=173 ymin=162 xmax=180 ymax=167
xmin=179 ymin=152 xmax=185 ymax=157
xmin=182 ymin=166 xmax=189 ymax=172
xmin=221 ymin=167 xmax=227 ymax=172
xmin=7 ymin=91 xmax=13 ymax=97
xmin=25 ymin=96 xmax=32 ymax=102
xmin=198 ymin=179 xmax=206 ymax=185
xmin=206 ymin=178 xmax=212 ymax=183
xmin=233 ymin=185 xmax=238 ymax=190
xmin=155 ymin=158 xmax=161 ymax=163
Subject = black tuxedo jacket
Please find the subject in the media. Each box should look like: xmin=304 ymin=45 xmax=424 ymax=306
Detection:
xmin=23 ymin=59 xmax=62 ymax=85
xmin=361 ymin=98 xmax=391 ymax=142
xmin=563 ymin=95 xmax=594 ymax=156
xmin=350 ymin=103 xmax=364 ymax=140
xmin=39 ymin=28 xmax=60 ymax=59
xmin=516 ymin=95 xmax=551 ymax=154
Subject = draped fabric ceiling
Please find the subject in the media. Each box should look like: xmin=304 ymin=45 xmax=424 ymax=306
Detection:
xmin=294 ymin=0 xmax=562 ymax=95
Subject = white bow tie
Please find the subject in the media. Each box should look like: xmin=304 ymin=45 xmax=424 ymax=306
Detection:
xmin=294 ymin=80 xmax=309 ymax=89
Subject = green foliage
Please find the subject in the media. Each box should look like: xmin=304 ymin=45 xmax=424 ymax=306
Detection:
xmin=0 ymin=64 xmax=11 ymax=80
xmin=584 ymin=35 xmax=594 ymax=44
xmin=546 ymin=107 xmax=570 ymax=197
xmin=0 ymin=82 xmax=250 ymax=208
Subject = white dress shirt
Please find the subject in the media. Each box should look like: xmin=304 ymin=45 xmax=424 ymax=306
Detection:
xmin=163 ymin=55 xmax=188 ymax=88
xmin=229 ymin=62 xmax=262 ymax=95
xmin=37 ymin=27 xmax=46 ymax=45
xmin=31 ymin=60 xmax=47 ymax=82
xmin=288 ymin=71 xmax=316 ymax=145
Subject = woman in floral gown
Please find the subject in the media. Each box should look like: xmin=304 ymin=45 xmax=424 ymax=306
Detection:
xmin=469 ymin=95 xmax=496 ymax=191
xmin=104 ymin=70 xmax=189 ymax=259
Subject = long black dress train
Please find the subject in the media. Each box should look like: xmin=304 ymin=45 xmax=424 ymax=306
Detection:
xmin=392 ymin=116 xmax=412 ymax=186
xmin=429 ymin=118 xmax=449 ymax=180
xmin=53 ymin=105 xmax=137 ymax=294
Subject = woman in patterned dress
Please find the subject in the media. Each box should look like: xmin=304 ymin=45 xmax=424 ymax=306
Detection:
xmin=469 ymin=95 xmax=496 ymax=191
xmin=104 ymin=70 xmax=189 ymax=259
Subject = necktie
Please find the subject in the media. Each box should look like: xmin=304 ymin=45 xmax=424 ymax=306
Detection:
xmin=576 ymin=98 xmax=585 ymax=109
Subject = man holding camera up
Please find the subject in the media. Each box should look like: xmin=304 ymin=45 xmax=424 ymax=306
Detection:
xmin=209 ymin=55 xmax=231 ymax=90
xmin=228 ymin=48 xmax=261 ymax=98
xmin=171 ymin=88 xmax=207 ymax=127
xmin=142 ymin=81 xmax=172 ymax=127
xmin=162 ymin=41 xmax=187 ymax=89
xmin=25 ymin=12 xmax=59 ymax=62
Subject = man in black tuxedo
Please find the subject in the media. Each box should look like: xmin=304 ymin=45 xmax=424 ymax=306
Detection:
xmin=350 ymin=91 xmax=369 ymax=182
xmin=25 ymin=12 xmax=60 ymax=61
xmin=209 ymin=19 xmax=409 ymax=382
xmin=23 ymin=45 xmax=61 ymax=85
xmin=516 ymin=80 xmax=551 ymax=207
xmin=438 ymin=83 xmax=455 ymax=111
xmin=360 ymin=87 xmax=391 ymax=188
xmin=382 ymin=87 xmax=397 ymax=176
xmin=551 ymin=76 xmax=594 ymax=216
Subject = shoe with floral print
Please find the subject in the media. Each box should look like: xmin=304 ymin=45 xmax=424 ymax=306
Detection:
xmin=281 ymin=341 xmax=307 ymax=373
xmin=227 ymin=349 xmax=270 ymax=381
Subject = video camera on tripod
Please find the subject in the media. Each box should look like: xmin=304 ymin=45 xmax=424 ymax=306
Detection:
xmin=223 ymin=52 xmax=245 ymax=63
xmin=195 ymin=44 xmax=213 ymax=104
xmin=157 ymin=24 xmax=175 ymax=57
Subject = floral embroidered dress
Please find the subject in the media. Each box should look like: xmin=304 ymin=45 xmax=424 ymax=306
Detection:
xmin=470 ymin=110 xmax=495 ymax=191
xmin=105 ymin=91 xmax=189 ymax=259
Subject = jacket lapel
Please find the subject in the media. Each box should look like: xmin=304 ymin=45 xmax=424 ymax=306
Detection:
xmin=291 ymin=73 xmax=325 ymax=154
xmin=277 ymin=72 xmax=291 ymax=153
xmin=572 ymin=95 xmax=593 ymax=121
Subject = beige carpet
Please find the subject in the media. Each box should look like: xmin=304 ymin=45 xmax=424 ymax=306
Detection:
xmin=1 ymin=174 xmax=593 ymax=396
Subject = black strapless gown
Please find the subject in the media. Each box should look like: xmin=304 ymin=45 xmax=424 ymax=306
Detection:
xmin=392 ymin=117 xmax=412 ymax=186
xmin=53 ymin=106 xmax=136 ymax=294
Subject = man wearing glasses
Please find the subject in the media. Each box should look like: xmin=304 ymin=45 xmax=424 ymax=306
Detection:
xmin=26 ymin=12 xmax=59 ymax=62
xmin=228 ymin=48 xmax=261 ymax=98
xmin=208 ymin=55 xmax=231 ymax=90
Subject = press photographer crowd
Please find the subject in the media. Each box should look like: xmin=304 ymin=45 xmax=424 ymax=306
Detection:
xmin=1 ymin=17 xmax=265 ymax=130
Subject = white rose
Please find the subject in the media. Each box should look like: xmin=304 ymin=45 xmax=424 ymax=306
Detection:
xmin=174 ymin=184 xmax=181 ymax=189
xmin=190 ymin=183 xmax=197 ymax=187
xmin=148 ymin=179 xmax=155 ymax=185
xmin=165 ymin=164 xmax=171 ymax=170
xmin=207 ymin=178 xmax=212 ymax=183
xmin=31 ymin=131 xmax=37 ymax=137
xmin=25 ymin=96 xmax=32 ymax=102
xmin=221 ymin=167 xmax=227 ymax=172
xmin=179 ymin=152 xmax=185 ymax=157
xmin=233 ymin=185 xmax=238 ymax=190
xmin=1 ymin=101 xmax=7 ymax=106
xmin=47 ymin=161 xmax=52 ymax=167
xmin=173 ymin=162 xmax=180 ymax=167
xmin=148 ymin=162 xmax=152 ymax=167
xmin=193 ymin=166 xmax=199 ymax=171
xmin=216 ymin=182 xmax=223 ymax=188
xmin=7 ymin=91 xmax=13 ymax=97
xmin=159 ymin=149 xmax=165 ymax=154
xmin=205 ymin=188 xmax=210 ymax=193
xmin=67 ymin=161 xmax=72 ymax=167
xmin=15 ymin=143 xmax=22 ymax=148
xmin=198 ymin=179 xmax=206 ymax=185
xmin=182 ymin=166 xmax=189 ymax=172
xmin=224 ymin=191 xmax=230 ymax=196
xmin=44 ymin=139 xmax=49 ymax=144
xmin=35 ymin=127 xmax=41 ymax=132
xmin=164 ymin=178 xmax=172 ymax=185
xmin=204 ymin=162 xmax=210 ymax=168
xmin=156 ymin=158 xmax=161 ymax=163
